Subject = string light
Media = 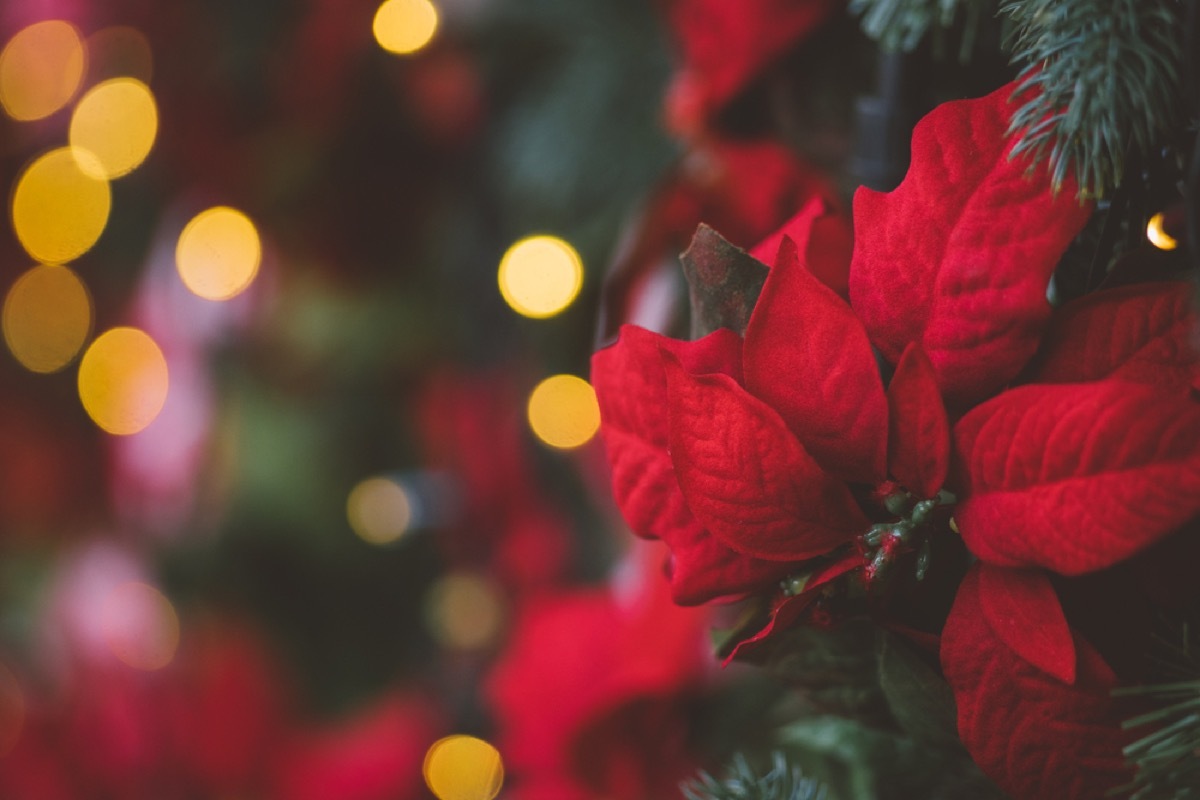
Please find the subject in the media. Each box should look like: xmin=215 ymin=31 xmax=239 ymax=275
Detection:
xmin=69 ymin=78 xmax=158 ymax=179
xmin=2 ymin=264 xmax=92 ymax=373
xmin=100 ymin=581 xmax=180 ymax=670
xmin=497 ymin=235 xmax=584 ymax=319
xmin=373 ymin=0 xmax=439 ymax=55
xmin=347 ymin=476 xmax=414 ymax=544
xmin=176 ymin=206 xmax=262 ymax=300
xmin=11 ymin=147 xmax=111 ymax=265
xmin=424 ymin=573 xmax=505 ymax=651
xmin=1146 ymin=212 xmax=1177 ymax=251
xmin=77 ymin=327 xmax=169 ymax=435
xmin=423 ymin=735 xmax=504 ymax=800
xmin=0 ymin=20 xmax=85 ymax=121
xmin=526 ymin=374 xmax=600 ymax=449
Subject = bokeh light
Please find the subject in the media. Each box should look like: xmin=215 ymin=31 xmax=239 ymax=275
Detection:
xmin=69 ymin=78 xmax=158 ymax=179
xmin=1146 ymin=212 xmax=1178 ymax=251
xmin=497 ymin=235 xmax=584 ymax=319
xmin=3 ymin=264 xmax=93 ymax=373
xmin=78 ymin=327 xmax=169 ymax=435
xmin=175 ymin=206 xmax=262 ymax=300
xmin=424 ymin=573 xmax=505 ymax=651
xmin=11 ymin=147 xmax=111 ymax=265
xmin=373 ymin=0 xmax=439 ymax=55
xmin=0 ymin=20 xmax=85 ymax=121
xmin=86 ymin=26 xmax=154 ymax=83
xmin=423 ymin=735 xmax=504 ymax=800
xmin=347 ymin=476 xmax=413 ymax=544
xmin=526 ymin=374 xmax=600 ymax=449
xmin=100 ymin=581 xmax=180 ymax=670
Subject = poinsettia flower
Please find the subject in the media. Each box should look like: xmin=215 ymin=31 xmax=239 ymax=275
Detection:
xmin=485 ymin=542 xmax=711 ymax=799
xmin=850 ymin=81 xmax=1095 ymax=407
xmin=593 ymin=202 xmax=951 ymax=606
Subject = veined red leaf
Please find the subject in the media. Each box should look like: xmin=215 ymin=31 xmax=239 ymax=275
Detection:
xmin=591 ymin=325 xmax=741 ymax=540
xmin=953 ymin=381 xmax=1200 ymax=574
xmin=941 ymin=566 xmax=1129 ymax=800
xmin=744 ymin=235 xmax=888 ymax=484
xmin=751 ymin=196 xmax=852 ymax=297
xmin=664 ymin=354 xmax=867 ymax=561
xmin=850 ymin=82 xmax=1093 ymax=405
xmin=886 ymin=342 xmax=949 ymax=499
xmin=1030 ymin=281 xmax=1199 ymax=393
xmin=977 ymin=566 xmax=1074 ymax=684
xmin=664 ymin=531 xmax=798 ymax=606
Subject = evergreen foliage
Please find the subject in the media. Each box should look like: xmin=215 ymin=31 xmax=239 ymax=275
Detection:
xmin=849 ymin=0 xmax=992 ymax=57
xmin=1112 ymin=627 xmax=1200 ymax=799
xmin=681 ymin=753 xmax=828 ymax=800
xmin=1003 ymin=0 xmax=1184 ymax=199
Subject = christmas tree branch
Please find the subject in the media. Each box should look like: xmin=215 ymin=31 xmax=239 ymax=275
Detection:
xmin=849 ymin=0 xmax=994 ymax=59
xmin=681 ymin=753 xmax=828 ymax=800
xmin=1004 ymin=0 xmax=1185 ymax=199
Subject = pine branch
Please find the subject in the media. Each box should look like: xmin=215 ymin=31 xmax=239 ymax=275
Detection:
xmin=681 ymin=752 xmax=829 ymax=800
xmin=1003 ymin=0 xmax=1185 ymax=199
xmin=849 ymin=0 xmax=994 ymax=59
xmin=1109 ymin=625 xmax=1200 ymax=799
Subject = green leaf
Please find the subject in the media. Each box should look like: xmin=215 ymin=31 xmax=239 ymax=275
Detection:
xmin=681 ymin=224 xmax=770 ymax=339
xmin=876 ymin=631 xmax=963 ymax=751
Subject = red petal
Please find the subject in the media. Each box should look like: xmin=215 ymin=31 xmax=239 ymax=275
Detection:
xmin=661 ymin=525 xmax=797 ymax=606
xmin=750 ymin=196 xmax=852 ymax=297
xmin=744 ymin=235 xmax=888 ymax=484
xmin=665 ymin=353 xmax=867 ymax=561
xmin=941 ymin=566 xmax=1129 ymax=800
xmin=724 ymin=554 xmax=862 ymax=664
xmin=591 ymin=325 xmax=741 ymax=541
xmin=977 ymin=566 xmax=1075 ymax=684
xmin=953 ymin=381 xmax=1200 ymax=574
xmin=1030 ymin=281 xmax=1199 ymax=393
xmin=850 ymin=82 xmax=1093 ymax=405
xmin=886 ymin=342 xmax=949 ymax=499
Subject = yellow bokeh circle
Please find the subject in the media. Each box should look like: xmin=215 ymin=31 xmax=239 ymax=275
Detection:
xmin=69 ymin=78 xmax=158 ymax=179
xmin=77 ymin=327 xmax=169 ymax=435
xmin=0 ymin=20 xmax=85 ymax=121
xmin=347 ymin=476 xmax=413 ymax=545
xmin=497 ymin=235 xmax=584 ymax=319
xmin=423 ymin=735 xmax=504 ymax=800
xmin=526 ymin=374 xmax=600 ymax=450
xmin=176 ymin=206 xmax=262 ymax=301
xmin=3 ymin=264 xmax=93 ymax=373
xmin=373 ymin=0 xmax=439 ymax=55
xmin=424 ymin=573 xmax=505 ymax=651
xmin=11 ymin=147 xmax=111 ymax=265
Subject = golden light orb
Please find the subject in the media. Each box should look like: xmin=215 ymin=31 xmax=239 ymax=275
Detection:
xmin=526 ymin=374 xmax=600 ymax=450
xmin=424 ymin=572 xmax=505 ymax=651
xmin=1146 ymin=212 xmax=1178 ymax=251
xmin=423 ymin=735 xmax=504 ymax=800
xmin=69 ymin=78 xmax=158 ymax=179
xmin=100 ymin=581 xmax=180 ymax=671
xmin=347 ymin=476 xmax=413 ymax=545
xmin=78 ymin=327 xmax=169 ymax=435
xmin=497 ymin=235 xmax=584 ymax=319
xmin=11 ymin=147 xmax=111 ymax=265
xmin=175 ymin=206 xmax=262 ymax=301
xmin=0 ymin=20 xmax=85 ymax=121
xmin=373 ymin=0 xmax=439 ymax=55
xmin=3 ymin=264 xmax=93 ymax=373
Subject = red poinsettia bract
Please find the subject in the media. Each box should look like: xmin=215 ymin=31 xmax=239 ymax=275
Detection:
xmin=592 ymin=205 xmax=951 ymax=607
xmin=939 ymin=280 xmax=1200 ymax=798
